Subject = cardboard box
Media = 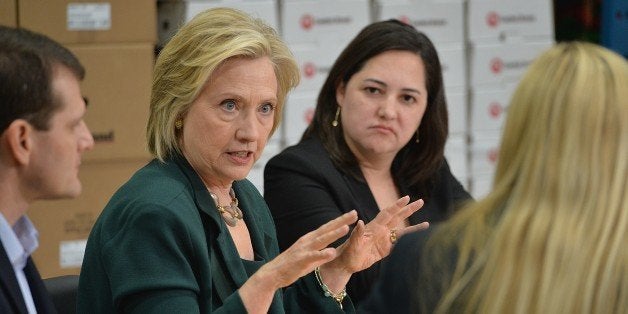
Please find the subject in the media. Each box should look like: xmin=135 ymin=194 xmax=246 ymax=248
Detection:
xmin=28 ymin=158 xmax=151 ymax=278
xmin=444 ymin=134 xmax=468 ymax=184
xmin=437 ymin=43 xmax=466 ymax=90
xmin=18 ymin=0 xmax=156 ymax=44
xmin=470 ymin=173 xmax=493 ymax=199
xmin=375 ymin=0 xmax=464 ymax=44
xmin=290 ymin=42 xmax=344 ymax=94
xmin=281 ymin=0 xmax=370 ymax=45
xmin=284 ymin=91 xmax=318 ymax=146
xmin=158 ymin=0 xmax=279 ymax=48
xmin=0 ymin=0 xmax=17 ymax=26
xmin=445 ymin=88 xmax=467 ymax=135
xmin=469 ymin=40 xmax=553 ymax=88
xmin=470 ymin=85 xmax=516 ymax=132
xmin=468 ymin=0 xmax=554 ymax=44
xmin=248 ymin=137 xmax=282 ymax=193
xmin=257 ymin=136 xmax=282 ymax=167
xmin=69 ymin=43 xmax=154 ymax=161
xmin=248 ymin=165 xmax=265 ymax=194
xmin=469 ymin=130 xmax=502 ymax=177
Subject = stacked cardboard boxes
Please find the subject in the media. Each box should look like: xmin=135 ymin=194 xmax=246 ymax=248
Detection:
xmin=467 ymin=0 xmax=554 ymax=198
xmin=281 ymin=0 xmax=371 ymax=148
xmin=18 ymin=0 xmax=157 ymax=278
xmin=276 ymin=0 xmax=370 ymax=192
xmin=157 ymin=0 xmax=280 ymax=48
xmin=0 ymin=0 xmax=17 ymax=26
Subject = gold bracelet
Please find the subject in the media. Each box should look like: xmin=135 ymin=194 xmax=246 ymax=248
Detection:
xmin=314 ymin=266 xmax=347 ymax=310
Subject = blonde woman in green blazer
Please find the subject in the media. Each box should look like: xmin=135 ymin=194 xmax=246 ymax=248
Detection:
xmin=77 ymin=8 xmax=427 ymax=313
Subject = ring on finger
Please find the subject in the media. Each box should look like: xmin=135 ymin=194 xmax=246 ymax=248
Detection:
xmin=389 ymin=229 xmax=398 ymax=244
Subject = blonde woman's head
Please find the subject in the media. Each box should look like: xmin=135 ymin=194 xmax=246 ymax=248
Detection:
xmin=147 ymin=8 xmax=299 ymax=161
xmin=429 ymin=42 xmax=627 ymax=314
xmin=496 ymin=42 xmax=627 ymax=213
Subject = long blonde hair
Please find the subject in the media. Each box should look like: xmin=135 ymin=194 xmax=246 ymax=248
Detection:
xmin=146 ymin=7 xmax=299 ymax=161
xmin=422 ymin=42 xmax=628 ymax=313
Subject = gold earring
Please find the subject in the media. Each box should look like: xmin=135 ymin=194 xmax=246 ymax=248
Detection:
xmin=332 ymin=107 xmax=340 ymax=127
xmin=415 ymin=130 xmax=420 ymax=143
xmin=175 ymin=119 xmax=183 ymax=130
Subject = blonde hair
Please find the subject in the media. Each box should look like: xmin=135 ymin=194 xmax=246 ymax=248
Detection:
xmin=422 ymin=42 xmax=628 ymax=313
xmin=147 ymin=7 xmax=299 ymax=161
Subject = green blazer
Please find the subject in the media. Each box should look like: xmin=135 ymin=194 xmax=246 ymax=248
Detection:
xmin=77 ymin=155 xmax=353 ymax=313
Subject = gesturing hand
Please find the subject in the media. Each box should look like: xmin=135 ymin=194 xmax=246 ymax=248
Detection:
xmin=239 ymin=210 xmax=358 ymax=313
xmin=254 ymin=210 xmax=358 ymax=289
xmin=333 ymin=196 xmax=428 ymax=273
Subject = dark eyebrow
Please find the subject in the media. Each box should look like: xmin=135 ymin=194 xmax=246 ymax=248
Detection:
xmin=401 ymin=88 xmax=422 ymax=96
xmin=363 ymin=78 xmax=422 ymax=95
xmin=364 ymin=78 xmax=387 ymax=87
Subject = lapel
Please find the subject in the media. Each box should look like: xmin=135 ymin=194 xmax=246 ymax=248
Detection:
xmin=308 ymin=137 xmax=380 ymax=221
xmin=0 ymin=243 xmax=28 ymax=314
xmin=171 ymin=155 xmax=250 ymax=297
xmin=24 ymin=258 xmax=56 ymax=313
xmin=344 ymin=174 xmax=378 ymax=221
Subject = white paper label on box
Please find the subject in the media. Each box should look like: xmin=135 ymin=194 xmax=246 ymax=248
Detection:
xmin=59 ymin=239 xmax=87 ymax=268
xmin=67 ymin=3 xmax=111 ymax=31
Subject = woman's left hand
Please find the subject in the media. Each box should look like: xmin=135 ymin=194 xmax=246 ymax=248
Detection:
xmin=333 ymin=196 xmax=428 ymax=274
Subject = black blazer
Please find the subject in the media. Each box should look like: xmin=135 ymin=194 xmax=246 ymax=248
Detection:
xmin=264 ymin=137 xmax=471 ymax=305
xmin=358 ymin=230 xmax=433 ymax=314
xmin=0 ymin=242 xmax=57 ymax=314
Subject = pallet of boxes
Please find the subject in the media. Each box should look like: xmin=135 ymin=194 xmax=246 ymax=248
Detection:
xmin=18 ymin=0 xmax=156 ymax=278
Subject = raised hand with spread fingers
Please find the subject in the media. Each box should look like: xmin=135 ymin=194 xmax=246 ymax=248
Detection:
xmin=316 ymin=196 xmax=429 ymax=294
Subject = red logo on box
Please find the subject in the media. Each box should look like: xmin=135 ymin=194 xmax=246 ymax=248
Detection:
xmin=489 ymin=102 xmax=502 ymax=118
xmin=300 ymin=14 xmax=314 ymax=30
xmin=398 ymin=15 xmax=410 ymax=25
xmin=304 ymin=108 xmax=315 ymax=124
xmin=488 ymin=149 xmax=499 ymax=163
xmin=490 ymin=58 xmax=504 ymax=74
xmin=303 ymin=62 xmax=316 ymax=78
xmin=486 ymin=11 xmax=500 ymax=27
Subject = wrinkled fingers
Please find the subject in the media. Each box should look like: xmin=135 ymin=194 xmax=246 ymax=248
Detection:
xmin=395 ymin=199 xmax=424 ymax=221
xmin=299 ymin=210 xmax=357 ymax=250
xmin=381 ymin=198 xmax=425 ymax=229
xmin=395 ymin=222 xmax=430 ymax=240
xmin=370 ymin=196 xmax=410 ymax=226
